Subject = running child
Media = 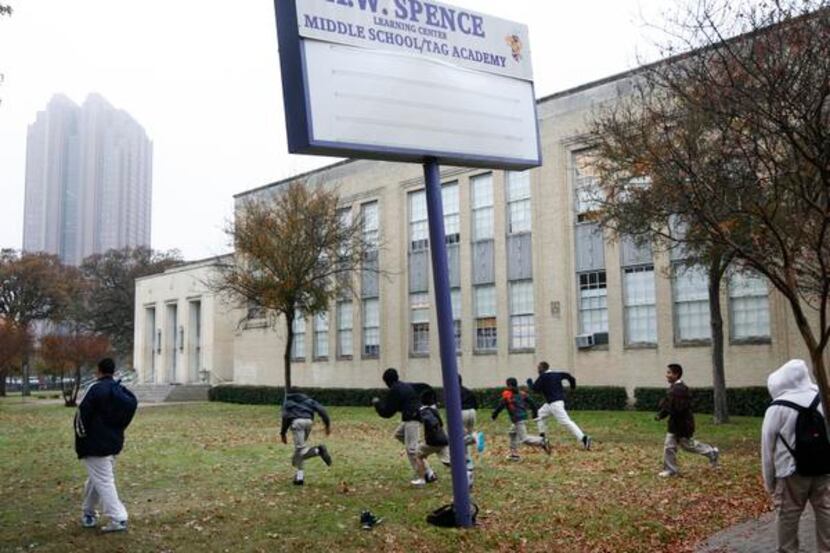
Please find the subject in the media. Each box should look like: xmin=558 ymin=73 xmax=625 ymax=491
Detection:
xmin=280 ymin=391 xmax=332 ymax=485
xmin=492 ymin=377 xmax=551 ymax=460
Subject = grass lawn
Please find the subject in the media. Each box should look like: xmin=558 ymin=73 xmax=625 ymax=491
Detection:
xmin=0 ymin=401 xmax=770 ymax=553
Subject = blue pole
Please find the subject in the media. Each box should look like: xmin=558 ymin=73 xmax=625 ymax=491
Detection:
xmin=422 ymin=157 xmax=472 ymax=527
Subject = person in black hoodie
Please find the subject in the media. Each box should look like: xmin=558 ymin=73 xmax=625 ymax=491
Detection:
xmin=74 ymin=358 xmax=132 ymax=533
xmin=280 ymin=391 xmax=332 ymax=486
xmin=372 ymin=368 xmax=425 ymax=483
xmin=412 ymin=389 xmax=449 ymax=487
xmin=527 ymin=361 xmax=592 ymax=450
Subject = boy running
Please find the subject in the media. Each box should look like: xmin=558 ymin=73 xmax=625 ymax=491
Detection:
xmin=371 ymin=368 xmax=423 ymax=483
xmin=459 ymin=375 xmax=485 ymax=463
xmin=280 ymin=391 xmax=332 ymax=486
xmin=527 ymin=361 xmax=592 ymax=450
xmin=412 ymin=389 xmax=449 ymax=487
xmin=492 ymin=377 xmax=551 ymax=460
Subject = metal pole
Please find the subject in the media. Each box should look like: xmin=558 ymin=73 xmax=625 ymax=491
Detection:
xmin=422 ymin=157 xmax=472 ymax=527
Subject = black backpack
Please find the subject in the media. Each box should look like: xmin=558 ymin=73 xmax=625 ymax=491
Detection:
xmin=108 ymin=381 xmax=138 ymax=430
xmin=769 ymin=394 xmax=830 ymax=476
xmin=421 ymin=407 xmax=449 ymax=447
xmin=426 ymin=502 xmax=479 ymax=528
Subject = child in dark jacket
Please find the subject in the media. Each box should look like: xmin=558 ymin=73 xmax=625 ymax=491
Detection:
xmin=492 ymin=378 xmax=550 ymax=460
xmin=280 ymin=391 xmax=332 ymax=486
xmin=412 ymin=389 xmax=449 ymax=487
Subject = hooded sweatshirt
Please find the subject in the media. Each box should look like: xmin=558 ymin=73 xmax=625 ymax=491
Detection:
xmin=761 ymin=359 xmax=825 ymax=492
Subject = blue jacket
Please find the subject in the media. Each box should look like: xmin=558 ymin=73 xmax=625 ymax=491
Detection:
xmin=527 ymin=370 xmax=576 ymax=404
xmin=74 ymin=376 xmax=126 ymax=459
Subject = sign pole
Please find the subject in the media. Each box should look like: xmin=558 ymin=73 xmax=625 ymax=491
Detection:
xmin=423 ymin=157 xmax=472 ymax=528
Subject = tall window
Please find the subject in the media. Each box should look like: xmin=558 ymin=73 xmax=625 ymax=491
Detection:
xmin=410 ymin=292 xmax=430 ymax=355
xmin=673 ymin=264 xmax=711 ymax=342
xmin=313 ymin=312 xmax=329 ymax=359
xmin=506 ymin=170 xmax=531 ymax=234
xmin=336 ymin=301 xmax=353 ymax=358
xmin=451 ymin=288 xmax=461 ymax=352
xmin=509 ymin=281 xmax=535 ymax=349
xmin=409 ymin=190 xmax=428 ymax=252
xmin=362 ymin=298 xmax=380 ymax=357
xmin=623 ymin=265 xmax=657 ymax=345
xmin=578 ymin=271 xmax=608 ymax=334
xmin=729 ymin=271 xmax=770 ymax=340
xmin=362 ymin=201 xmax=379 ymax=249
xmin=574 ymin=169 xmax=601 ymax=223
xmin=443 ymin=182 xmax=460 ymax=244
xmin=471 ymin=173 xmax=494 ymax=241
xmin=291 ymin=311 xmax=306 ymax=360
xmin=474 ymin=285 xmax=497 ymax=351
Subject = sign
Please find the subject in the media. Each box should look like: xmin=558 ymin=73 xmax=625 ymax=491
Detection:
xmin=274 ymin=0 xmax=542 ymax=169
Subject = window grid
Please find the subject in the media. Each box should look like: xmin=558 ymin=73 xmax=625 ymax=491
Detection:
xmin=509 ymin=281 xmax=535 ymax=349
xmin=362 ymin=299 xmax=380 ymax=357
xmin=623 ymin=265 xmax=657 ymax=345
xmin=474 ymin=285 xmax=497 ymax=351
xmin=336 ymin=301 xmax=353 ymax=358
xmin=673 ymin=264 xmax=711 ymax=342
xmin=452 ymin=288 xmax=461 ymax=352
xmin=578 ymin=271 xmax=608 ymax=335
xmin=409 ymin=190 xmax=428 ymax=252
xmin=506 ymin=171 xmax=531 ymax=235
xmin=362 ymin=201 xmax=379 ymax=249
xmin=443 ymin=183 xmax=460 ymax=245
xmin=411 ymin=292 xmax=430 ymax=355
xmin=729 ymin=272 xmax=770 ymax=340
xmin=471 ymin=173 xmax=494 ymax=241
xmin=313 ymin=312 xmax=329 ymax=359
xmin=291 ymin=312 xmax=306 ymax=360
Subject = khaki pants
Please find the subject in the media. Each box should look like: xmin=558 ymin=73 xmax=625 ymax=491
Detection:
xmin=291 ymin=418 xmax=319 ymax=470
xmin=662 ymin=433 xmax=716 ymax=474
xmin=536 ymin=400 xmax=585 ymax=442
xmin=82 ymin=455 xmax=128 ymax=522
xmin=394 ymin=421 xmax=422 ymax=477
xmin=416 ymin=443 xmax=449 ymax=478
xmin=509 ymin=420 xmax=544 ymax=452
xmin=773 ymin=474 xmax=830 ymax=553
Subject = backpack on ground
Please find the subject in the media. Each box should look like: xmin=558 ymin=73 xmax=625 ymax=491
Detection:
xmin=108 ymin=381 xmax=138 ymax=430
xmin=769 ymin=394 xmax=830 ymax=476
xmin=426 ymin=502 xmax=478 ymax=528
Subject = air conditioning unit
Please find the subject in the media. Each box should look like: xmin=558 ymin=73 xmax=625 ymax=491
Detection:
xmin=575 ymin=334 xmax=594 ymax=349
xmin=593 ymin=332 xmax=609 ymax=346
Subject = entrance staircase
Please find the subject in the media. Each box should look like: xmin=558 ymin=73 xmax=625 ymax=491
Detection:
xmin=127 ymin=383 xmax=211 ymax=403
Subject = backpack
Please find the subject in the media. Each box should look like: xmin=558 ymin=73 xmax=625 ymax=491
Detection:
xmin=107 ymin=381 xmax=138 ymax=430
xmin=426 ymin=502 xmax=479 ymax=528
xmin=769 ymin=394 xmax=830 ymax=476
xmin=421 ymin=407 xmax=449 ymax=447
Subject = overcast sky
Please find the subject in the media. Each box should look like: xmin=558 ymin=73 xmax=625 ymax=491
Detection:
xmin=0 ymin=0 xmax=672 ymax=260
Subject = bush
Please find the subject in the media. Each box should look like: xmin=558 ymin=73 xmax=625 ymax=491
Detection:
xmin=633 ymin=387 xmax=770 ymax=417
xmin=209 ymin=384 xmax=628 ymax=411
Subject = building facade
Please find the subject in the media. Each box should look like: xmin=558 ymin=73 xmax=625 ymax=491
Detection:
xmin=134 ymin=70 xmax=824 ymax=395
xmin=23 ymin=94 xmax=153 ymax=265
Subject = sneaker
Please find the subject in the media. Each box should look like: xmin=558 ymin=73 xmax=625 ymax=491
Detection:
xmin=476 ymin=431 xmax=486 ymax=453
xmin=360 ymin=510 xmax=383 ymax=530
xmin=318 ymin=444 xmax=332 ymax=467
xmin=100 ymin=519 xmax=128 ymax=533
xmin=658 ymin=470 xmax=677 ymax=478
xmin=507 ymin=453 xmax=521 ymax=462
xmin=425 ymin=471 xmax=438 ymax=484
xmin=467 ymin=469 xmax=474 ymax=489
xmin=81 ymin=512 xmax=98 ymax=529
xmin=293 ymin=474 xmax=304 ymax=486
xmin=582 ymin=435 xmax=593 ymax=451
xmin=410 ymin=478 xmax=426 ymax=487
xmin=542 ymin=436 xmax=552 ymax=456
xmin=465 ymin=457 xmax=474 ymax=471
xmin=709 ymin=447 xmax=720 ymax=468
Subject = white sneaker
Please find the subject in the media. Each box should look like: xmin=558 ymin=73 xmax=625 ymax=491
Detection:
xmin=410 ymin=478 xmax=426 ymax=487
xmin=658 ymin=470 xmax=677 ymax=478
xmin=101 ymin=519 xmax=128 ymax=533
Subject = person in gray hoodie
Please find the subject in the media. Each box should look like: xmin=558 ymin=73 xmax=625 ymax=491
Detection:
xmin=280 ymin=392 xmax=332 ymax=486
xmin=762 ymin=359 xmax=830 ymax=553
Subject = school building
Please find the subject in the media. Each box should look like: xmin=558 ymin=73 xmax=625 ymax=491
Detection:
xmin=133 ymin=68 xmax=821 ymax=398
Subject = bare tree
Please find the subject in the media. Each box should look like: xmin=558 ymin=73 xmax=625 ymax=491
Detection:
xmin=591 ymin=0 xmax=830 ymax=424
xmin=210 ymin=182 xmax=373 ymax=392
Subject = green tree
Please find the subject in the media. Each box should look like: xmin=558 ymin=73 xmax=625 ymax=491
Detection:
xmin=0 ymin=320 xmax=29 ymax=396
xmin=41 ymin=332 xmax=110 ymax=406
xmin=210 ymin=182 xmax=373 ymax=392
xmin=591 ymin=0 xmax=830 ymax=424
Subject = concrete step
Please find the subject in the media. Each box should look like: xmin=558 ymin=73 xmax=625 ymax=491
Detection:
xmin=128 ymin=384 xmax=175 ymax=403
xmin=166 ymin=384 xmax=210 ymax=402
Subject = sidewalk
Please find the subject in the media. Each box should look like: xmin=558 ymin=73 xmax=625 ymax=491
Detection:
xmin=696 ymin=506 xmax=817 ymax=552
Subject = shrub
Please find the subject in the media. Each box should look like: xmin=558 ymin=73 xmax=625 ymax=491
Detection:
xmin=209 ymin=384 xmax=628 ymax=411
xmin=633 ymin=387 xmax=770 ymax=417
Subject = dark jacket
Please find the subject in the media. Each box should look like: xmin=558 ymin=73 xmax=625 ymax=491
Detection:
xmin=374 ymin=381 xmax=421 ymax=421
xmin=74 ymin=376 xmax=126 ymax=459
xmin=657 ymin=381 xmax=695 ymax=438
xmin=528 ymin=370 xmax=576 ymax=404
xmin=419 ymin=405 xmax=449 ymax=447
xmin=280 ymin=393 xmax=331 ymax=436
xmin=492 ymin=388 xmax=538 ymax=424
xmin=460 ymin=385 xmax=478 ymax=410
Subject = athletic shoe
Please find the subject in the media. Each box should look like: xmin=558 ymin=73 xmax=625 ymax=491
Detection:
xmin=582 ymin=435 xmax=593 ymax=451
xmin=360 ymin=510 xmax=383 ymax=530
xmin=475 ymin=431 xmax=486 ymax=453
xmin=465 ymin=457 xmax=474 ymax=471
xmin=81 ymin=512 xmax=98 ymax=529
xmin=657 ymin=470 xmax=677 ymax=478
xmin=542 ymin=437 xmax=552 ymax=455
xmin=425 ymin=471 xmax=438 ymax=484
xmin=293 ymin=475 xmax=304 ymax=486
xmin=100 ymin=519 xmax=128 ymax=533
xmin=709 ymin=447 xmax=720 ymax=468
xmin=507 ymin=453 xmax=521 ymax=462
xmin=410 ymin=478 xmax=426 ymax=487
xmin=318 ymin=444 xmax=332 ymax=467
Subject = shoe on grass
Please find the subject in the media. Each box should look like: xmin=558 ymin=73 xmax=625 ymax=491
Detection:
xmin=542 ymin=436 xmax=552 ymax=456
xmin=657 ymin=470 xmax=677 ymax=478
xmin=709 ymin=447 xmax=720 ymax=468
xmin=100 ymin=519 xmax=128 ymax=533
xmin=81 ymin=512 xmax=98 ymax=529
xmin=410 ymin=478 xmax=426 ymax=488
xmin=360 ymin=510 xmax=383 ymax=530
xmin=318 ymin=444 xmax=332 ymax=467
xmin=476 ymin=431 xmax=486 ymax=453
xmin=507 ymin=453 xmax=521 ymax=462
xmin=425 ymin=471 xmax=438 ymax=484
xmin=582 ymin=435 xmax=593 ymax=451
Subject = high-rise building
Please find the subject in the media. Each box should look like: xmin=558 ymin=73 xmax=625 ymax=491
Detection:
xmin=22 ymin=94 xmax=153 ymax=265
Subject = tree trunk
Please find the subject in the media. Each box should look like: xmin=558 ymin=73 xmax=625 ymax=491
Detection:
xmin=810 ymin=350 xmax=830 ymax=434
xmin=708 ymin=256 xmax=729 ymax=424
xmin=21 ymin=352 xmax=30 ymax=397
xmin=283 ymin=311 xmax=294 ymax=397
xmin=71 ymin=364 xmax=82 ymax=406
xmin=0 ymin=368 xmax=6 ymax=396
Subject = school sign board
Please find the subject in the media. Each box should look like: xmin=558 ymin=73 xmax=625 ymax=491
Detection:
xmin=274 ymin=0 xmax=542 ymax=170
